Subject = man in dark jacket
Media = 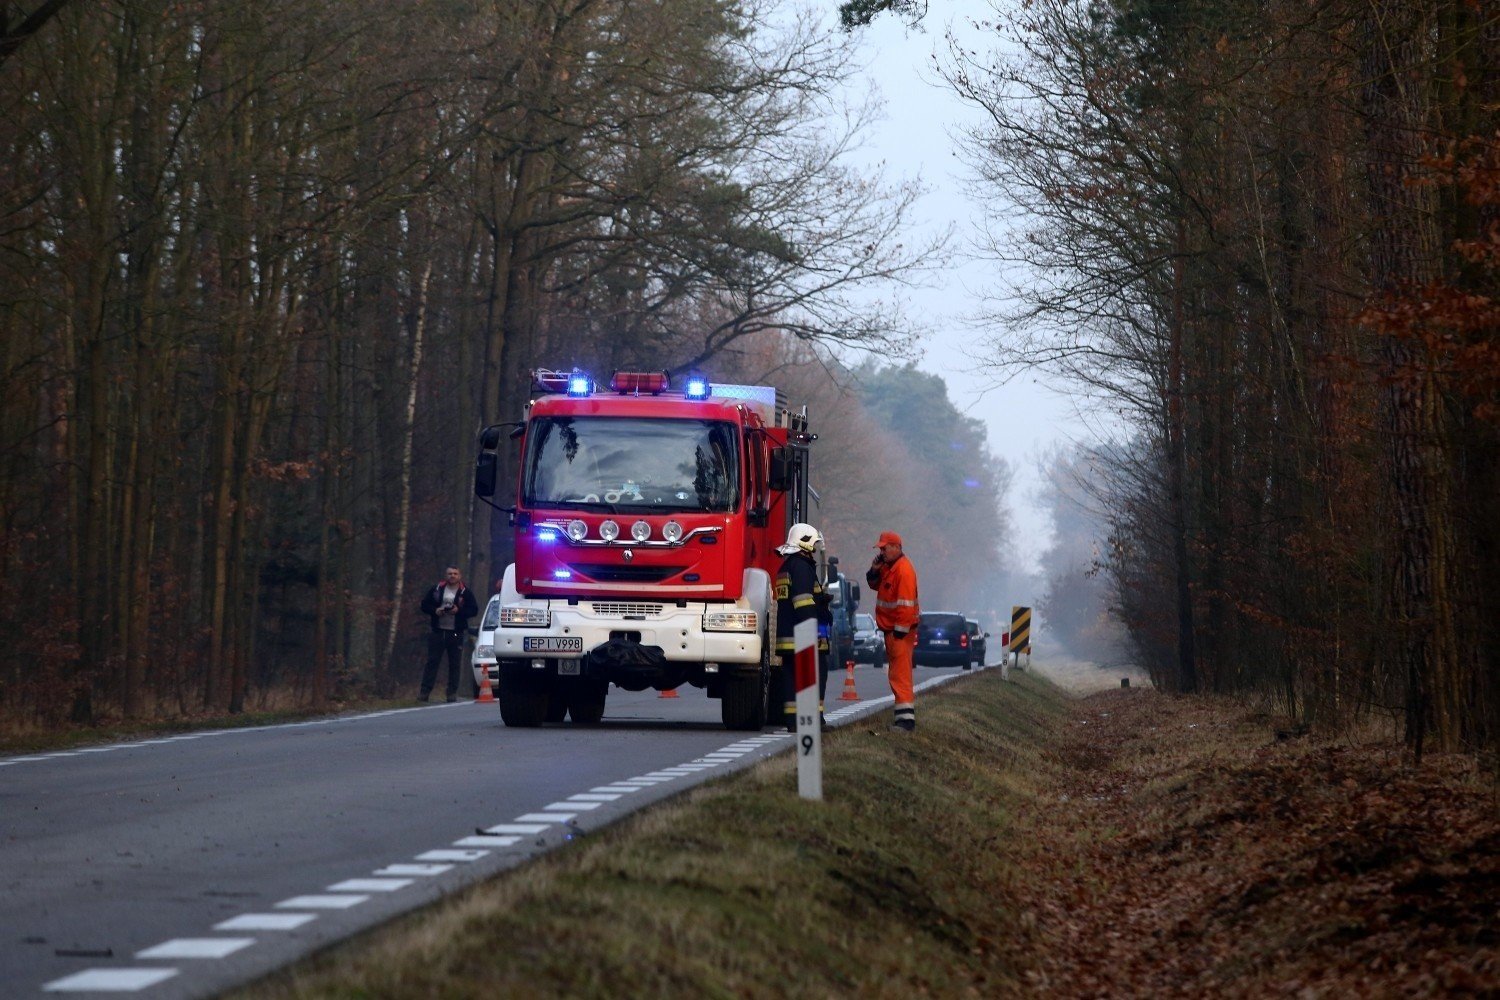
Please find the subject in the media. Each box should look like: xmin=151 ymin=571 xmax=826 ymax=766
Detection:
xmin=418 ymin=565 xmax=479 ymax=702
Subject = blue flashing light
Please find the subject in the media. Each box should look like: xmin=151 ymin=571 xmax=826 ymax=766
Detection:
xmin=536 ymin=528 xmax=559 ymax=543
xmin=963 ymin=478 xmax=982 ymax=489
xmin=567 ymin=374 xmax=593 ymax=397
xmin=683 ymin=374 xmax=710 ymax=400
xmin=553 ymin=569 xmax=573 ymax=580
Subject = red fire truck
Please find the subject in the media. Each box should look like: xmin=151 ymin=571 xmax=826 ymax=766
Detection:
xmin=473 ymin=368 xmax=814 ymax=730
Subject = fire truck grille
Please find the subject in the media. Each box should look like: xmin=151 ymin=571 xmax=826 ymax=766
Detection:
xmin=589 ymin=602 xmax=667 ymax=617
xmin=569 ymin=564 xmax=686 ymax=584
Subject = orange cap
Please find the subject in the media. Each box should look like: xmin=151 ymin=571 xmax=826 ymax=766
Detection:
xmin=874 ymin=531 xmax=902 ymax=549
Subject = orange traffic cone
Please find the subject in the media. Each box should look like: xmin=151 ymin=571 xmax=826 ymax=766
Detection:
xmin=839 ymin=660 xmax=860 ymax=701
xmin=475 ymin=665 xmax=496 ymax=704
xmin=659 ymin=686 xmax=680 ymax=699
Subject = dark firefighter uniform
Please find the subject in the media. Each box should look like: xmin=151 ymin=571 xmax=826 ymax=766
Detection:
xmin=814 ymin=578 xmax=833 ymax=718
xmin=774 ymin=548 xmax=822 ymax=731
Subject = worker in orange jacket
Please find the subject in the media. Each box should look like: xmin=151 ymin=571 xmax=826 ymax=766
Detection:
xmin=866 ymin=530 xmax=920 ymax=731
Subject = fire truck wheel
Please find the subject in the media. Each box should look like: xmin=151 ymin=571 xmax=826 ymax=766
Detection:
xmin=544 ymin=685 xmax=569 ymax=723
xmin=568 ymin=679 xmax=608 ymax=724
xmin=721 ymin=641 xmax=771 ymax=731
xmin=496 ymin=669 xmax=547 ymax=727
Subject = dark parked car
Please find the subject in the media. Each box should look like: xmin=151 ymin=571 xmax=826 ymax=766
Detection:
xmin=914 ymin=611 xmax=973 ymax=668
xmin=850 ymin=612 xmax=885 ymax=667
xmin=964 ymin=618 xmax=989 ymax=669
xmin=825 ymin=559 xmax=860 ymax=667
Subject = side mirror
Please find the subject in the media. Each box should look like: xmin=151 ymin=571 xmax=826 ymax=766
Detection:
xmin=474 ymin=425 xmax=502 ymax=498
xmin=477 ymin=424 xmax=503 ymax=450
xmin=850 ymin=585 xmax=860 ymax=604
xmin=467 ymin=625 xmax=480 ymax=638
xmin=474 ymin=452 xmax=497 ymax=498
xmin=768 ymin=447 xmax=792 ymax=492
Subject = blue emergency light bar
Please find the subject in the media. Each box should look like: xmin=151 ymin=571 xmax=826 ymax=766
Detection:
xmin=683 ymin=373 xmax=711 ymax=400
xmin=567 ymin=374 xmax=592 ymax=397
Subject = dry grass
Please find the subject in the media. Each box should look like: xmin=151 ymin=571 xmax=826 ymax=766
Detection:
xmin=237 ymin=673 xmax=1068 ymax=999
xmin=233 ymin=672 xmax=1498 ymax=999
xmin=1009 ymin=689 xmax=1499 ymax=998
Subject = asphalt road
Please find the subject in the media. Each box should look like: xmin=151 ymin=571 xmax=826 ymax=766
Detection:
xmin=1 ymin=664 xmax=980 ymax=998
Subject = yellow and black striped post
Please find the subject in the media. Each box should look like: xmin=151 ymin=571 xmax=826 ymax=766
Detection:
xmin=1010 ymin=606 xmax=1031 ymax=668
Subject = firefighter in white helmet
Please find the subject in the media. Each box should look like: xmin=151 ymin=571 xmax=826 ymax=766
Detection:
xmin=773 ymin=523 xmax=825 ymax=731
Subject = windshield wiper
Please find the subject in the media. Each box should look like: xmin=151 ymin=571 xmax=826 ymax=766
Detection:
xmin=533 ymin=499 xmax=620 ymax=514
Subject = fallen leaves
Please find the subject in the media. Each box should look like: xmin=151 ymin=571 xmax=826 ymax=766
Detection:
xmin=999 ymin=689 xmax=1499 ymax=997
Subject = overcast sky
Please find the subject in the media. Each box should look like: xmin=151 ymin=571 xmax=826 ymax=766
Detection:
xmin=827 ymin=1 xmax=1094 ymax=575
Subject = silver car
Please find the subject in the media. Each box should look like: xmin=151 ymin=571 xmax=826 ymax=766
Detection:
xmin=470 ymin=594 xmax=502 ymax=693
xmin=850 ymin=612 xmax=885 ymax=668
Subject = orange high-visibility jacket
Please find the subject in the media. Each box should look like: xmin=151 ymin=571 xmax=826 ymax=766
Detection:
xmin=872 ymin=554 xmax=920 ymax=632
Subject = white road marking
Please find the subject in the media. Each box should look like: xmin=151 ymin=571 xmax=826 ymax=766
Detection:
xmin=454 ymin=835 xmax=520 ymax=847
xmin=215 ymin=913 xmax=316 ymax=931
xmin=275 ymin=895 xmax=368 ymax=910
xmin=326 ymin=878 xmax=412 ymax=893
xmin=484 ymin=823 xmax=550 ymax=835
xmin=416 ymin=849 xmax=488 ymax=861
xmin=136 ymin=938 xmax=254 ymax=960
xmin=26 ymin=682 xmax=924 ymax=994
xmin=373 ymin=863 xmax=453 ymax=876
xmin=43 ymin=969 xmax=178 ymax=991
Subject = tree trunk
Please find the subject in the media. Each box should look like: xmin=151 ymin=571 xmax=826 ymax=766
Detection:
xmin=384 ymin=259 xmax=433 ymax=672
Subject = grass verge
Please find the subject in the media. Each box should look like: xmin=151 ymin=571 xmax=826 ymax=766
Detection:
xmin=236 ymin=670 xmax=1497 ymax=998
xmin=238 ymin=671 xmax=1067 ymax=998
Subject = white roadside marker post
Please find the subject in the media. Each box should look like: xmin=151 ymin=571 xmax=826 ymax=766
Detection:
xmin=794 ymin=617 xmax=822 ymax=801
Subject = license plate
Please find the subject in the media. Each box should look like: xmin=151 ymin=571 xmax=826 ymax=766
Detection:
xmin=557 ymin=660 xmax=581 ymax=676
xmin=930 ymin=639 xmax=949 ymax=646
xmin=524 ymin=636 xmax=582 ymax=652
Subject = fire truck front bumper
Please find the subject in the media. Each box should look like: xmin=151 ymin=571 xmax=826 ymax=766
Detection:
xmin=489 ymin=602 xmax=763 ymax=672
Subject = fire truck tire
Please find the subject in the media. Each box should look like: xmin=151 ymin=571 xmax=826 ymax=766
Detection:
xmin=568 ymin=679 xmax=608 ymax=724
xmin=721 ymin=634 xmax=772 ymax=731
xmin=720 ymin=673 xmax=767 ymax=730
xmin=544 ymin=685 xmax=569 ymax=723
xmin=496 ymin=670 xmax=547 ymax=727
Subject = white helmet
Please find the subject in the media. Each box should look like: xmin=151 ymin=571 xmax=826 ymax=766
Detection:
xmin=777 ymin=522 xmax=822 ymax=556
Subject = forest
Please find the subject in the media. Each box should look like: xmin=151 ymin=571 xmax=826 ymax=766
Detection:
xmin=934 ymin=0 xmax=1499 ymax=760
xmin=0 ymin=1 xmax=1009 ymax=730
xmin=3 ymin=0 xmax=1496 ymax=768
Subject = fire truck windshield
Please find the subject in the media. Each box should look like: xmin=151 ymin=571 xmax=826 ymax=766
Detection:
xmin=523 ymin=416 xmax=739 ymax=513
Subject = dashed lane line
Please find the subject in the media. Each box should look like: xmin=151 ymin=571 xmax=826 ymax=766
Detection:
xmin=41 ymin=692 xmax=995 ymax=995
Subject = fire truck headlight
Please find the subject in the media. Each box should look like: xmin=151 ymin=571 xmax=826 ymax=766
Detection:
xmin=703 ymin=610 xmax=759 ymax=632
xmin=566 ymin=519 xmax=588 ymax=541
xmin=662 ymin=520 xmax=684 ymax=543
xmin=475 ymin=644 xmax=495 ymax=659
xmin=599 ymin=519 xmax=620 ymax=542
xmin=630 ymin=520 xmax=651 ymax=542
xmin=499 ymin=607 xmax=551 ymax=628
